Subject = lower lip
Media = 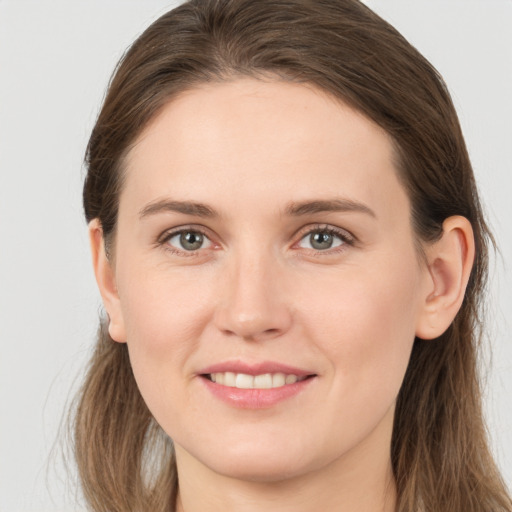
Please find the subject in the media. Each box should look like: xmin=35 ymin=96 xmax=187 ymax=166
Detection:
xmin=200 ymin=376 xmax=315 ymax=409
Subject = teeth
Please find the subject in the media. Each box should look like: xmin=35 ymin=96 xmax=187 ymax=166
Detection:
xmin=235 ymin=373 xmax=254 ymax=389
xmin=254 ymin=373 xmax=272 ymax=389
xmin=224 ymin=372 xmax=236 ymax=387
xmin=285 ymin=374 xmax=298 ymax=385
xmin=272 ymin=372 xmax=285 ymax=387
xmin=208 ymin=372 xmax=303 ymax=389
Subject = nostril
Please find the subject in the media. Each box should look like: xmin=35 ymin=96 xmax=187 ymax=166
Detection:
xmin=240 ymin=327 xmax=284 ymax=342
xmin=214 ymin=292 xmax=293 ymax=340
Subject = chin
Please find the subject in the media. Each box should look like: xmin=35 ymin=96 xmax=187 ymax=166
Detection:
xmin=191 ymin=436 xmax=320 ymax=483
xmin=210 ymin=456 xmax=310 ymax=483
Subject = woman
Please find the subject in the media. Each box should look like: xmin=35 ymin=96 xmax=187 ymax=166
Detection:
xmin=74 ymin=0 xmax=512 ymax=510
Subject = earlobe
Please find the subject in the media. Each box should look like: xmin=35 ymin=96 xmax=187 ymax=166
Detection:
xmin=415 ymin=216 xmax=475 ymax=340
xmin=88 ymin=219 xmax=127 ymax=343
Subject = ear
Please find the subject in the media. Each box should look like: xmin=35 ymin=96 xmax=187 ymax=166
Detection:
xmin=415 ymin=216 xmax=475 ymax=340
xmin=88 ymin=219 xmax=127 ymax=343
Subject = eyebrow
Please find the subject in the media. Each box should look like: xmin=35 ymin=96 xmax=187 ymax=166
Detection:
xmin=139 ymin=199 xmax=218 ymax=219
xmin=285 ymin=198 xmax=376 ymax=218
xmin=138 ymin=197 xmax=376 ymax=220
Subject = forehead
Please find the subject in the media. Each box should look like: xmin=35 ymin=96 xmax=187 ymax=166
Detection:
xmin=122 ymin=78 xmax=408 ymax=220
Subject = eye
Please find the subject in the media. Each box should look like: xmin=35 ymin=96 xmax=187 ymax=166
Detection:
xmin=165 ymin=229 xmax=213 ymax=252
xmin=297 ymin=227 xmax=351 ymax=251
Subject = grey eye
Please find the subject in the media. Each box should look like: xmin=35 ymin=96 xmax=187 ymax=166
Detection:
xmin=167 ymin=230 xmax=212 ymax=251
xmin=299 ymin=230 xmax=344 ymax=251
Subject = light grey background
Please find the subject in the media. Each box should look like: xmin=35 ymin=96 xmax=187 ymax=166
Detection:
xmin=0 ymin=1 xmax=510 ymax=510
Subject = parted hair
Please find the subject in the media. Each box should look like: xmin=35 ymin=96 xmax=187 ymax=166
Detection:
xmin=75 ymin=1 xmax=512 ymax=511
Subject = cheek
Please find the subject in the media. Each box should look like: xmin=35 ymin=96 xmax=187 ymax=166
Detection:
xmin=120 ymin=264 xmax=213 ymax=349
xmin=299 ymin=254 xmax=421 ymax=401
xmin=285 ymin=256 xmax=422 ymax=463
xmin=117 ymin=266 xmax=216 ymax=421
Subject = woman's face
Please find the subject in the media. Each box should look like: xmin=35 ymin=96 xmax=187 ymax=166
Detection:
xmin=104 ymin=78 xmax=433 ymax=482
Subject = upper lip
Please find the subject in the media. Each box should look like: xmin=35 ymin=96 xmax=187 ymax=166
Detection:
xmin=198 ymin=360 xmax=315 ymax=377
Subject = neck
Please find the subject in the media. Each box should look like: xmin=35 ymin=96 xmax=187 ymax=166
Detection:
xmin=176 ymin=464 xmax=396 ymax=512
xmin=174 ymin=408 xmax=397 ymax=512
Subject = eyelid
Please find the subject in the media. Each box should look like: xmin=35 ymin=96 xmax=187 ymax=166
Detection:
xmin=292 ymin=223 xmax=356 ymax=251
xmin=156 ymin=223 xmax=356 ymax=256
xmin=157 ymin=225 xmax=218 ymax=255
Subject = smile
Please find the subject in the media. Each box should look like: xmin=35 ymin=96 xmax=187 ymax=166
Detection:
xmin=198 ymin=361 xmax=317 ymax=408
xmin=206 ymin=372 xmax=308 ymax=389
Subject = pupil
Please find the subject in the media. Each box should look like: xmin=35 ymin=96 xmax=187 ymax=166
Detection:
xmin=311 ymin=232 xmax=333 ymax=250
xmin=180 ymin=231 xmax=203 ymax=250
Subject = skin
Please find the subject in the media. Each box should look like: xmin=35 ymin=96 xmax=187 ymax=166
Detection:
xmin=90 ymin=78 xmax=474 ymax=512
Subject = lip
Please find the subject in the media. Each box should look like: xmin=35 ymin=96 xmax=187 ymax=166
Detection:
xmin=198 ymin=359 xmax=313 ymax=377
xmin=197 ymin=359 xmax=317 ymax=409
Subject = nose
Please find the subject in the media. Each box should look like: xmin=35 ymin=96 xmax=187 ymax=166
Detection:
xmin=214 ymin=250 xmax=293 ymax=341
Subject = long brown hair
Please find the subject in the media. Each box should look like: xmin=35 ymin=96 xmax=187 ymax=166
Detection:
xmin=75 ymin=1 xmax=512 ymax=510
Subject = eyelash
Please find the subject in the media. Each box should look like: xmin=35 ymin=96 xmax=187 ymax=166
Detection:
xmin=294 ymin=224 xmax=355 ymax=254
xmin=158 ymin=226 xmax=213 ymax=257
xmin=157 ymin=224 xmax=355 ymax=257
